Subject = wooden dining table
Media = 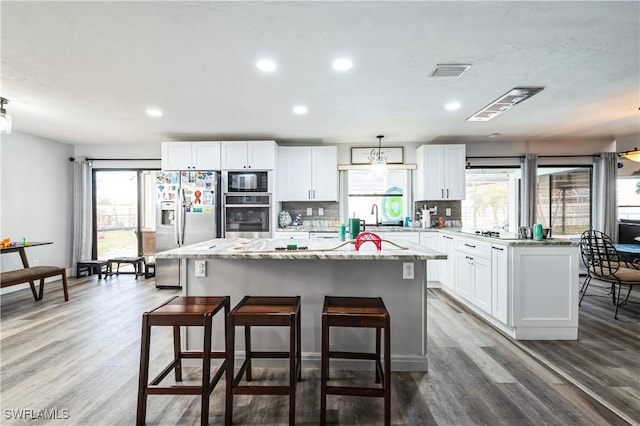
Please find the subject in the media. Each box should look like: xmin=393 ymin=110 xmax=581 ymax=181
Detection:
xmin=0 ymin=242 xmax=53 ymax=267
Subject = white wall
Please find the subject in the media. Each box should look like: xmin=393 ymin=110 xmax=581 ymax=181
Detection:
xmin=0 ymin=132 xmax=74 ymax=277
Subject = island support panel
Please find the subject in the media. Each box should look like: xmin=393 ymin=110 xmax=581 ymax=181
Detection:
xmin=183 ymin=259 xmax=428 ymax=372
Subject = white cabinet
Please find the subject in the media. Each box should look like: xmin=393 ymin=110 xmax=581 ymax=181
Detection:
xmin=419 ymin=232 xmax=441 ymax=282
xmin=491 ymin=244 xmax=509 ymax=324
xmin=454 ymin=238 xmax=492 ymax=314
xmin=278 ymin=146 xmax=338 ymax=201
xmin=221 ymin=141 xmax=276 ymax=170
xmin=438 ymin=234 xmax=456 ymax=290
xmin=161 ymin=141 xmax=221 ymax=170
xmin=416 ymin=144 xmax=466 ymax=200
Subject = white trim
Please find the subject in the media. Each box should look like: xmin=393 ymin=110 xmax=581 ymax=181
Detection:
xmin=338 ymin=163 xmax=416 ymax=171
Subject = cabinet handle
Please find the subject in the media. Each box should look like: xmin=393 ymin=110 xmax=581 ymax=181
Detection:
xmin=308 ymin=190 xmax=311 ymax=199
xmin=312 ymin=190 xmax=316 ymax=199
xmin=492 ymin=246 xmax=504 ymax=251
xmin=441 ymin=189 xmax=444 ymax=198
xmin=464 ymin=243 xmax=476 ymax=248
xmin=446 ymin=189 xmax=449 ymax=198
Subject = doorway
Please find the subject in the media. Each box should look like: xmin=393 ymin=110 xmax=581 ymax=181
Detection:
xmin=93 ymin=170 xmax=158 ymax=270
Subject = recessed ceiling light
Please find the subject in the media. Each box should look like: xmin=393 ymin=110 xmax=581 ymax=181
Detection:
xmin=332 ymin=58 xmax=353 ymax=72
xmin=445 ymin=102 xmax=461 ymax=111
xmin=145 ymin=108 xmax=163 ymax=117
xmin=293 ymin=105 xmax=308 ymax=115
xmin=256 ymin=59 xmax=277 ymax=72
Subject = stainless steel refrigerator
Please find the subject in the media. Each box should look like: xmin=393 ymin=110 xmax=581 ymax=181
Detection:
xmin=155 ymin=171 xmax=220 ymax=288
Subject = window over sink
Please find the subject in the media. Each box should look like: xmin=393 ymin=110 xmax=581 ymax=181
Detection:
xmin=346 ymin=169 xmax=410 ymax=225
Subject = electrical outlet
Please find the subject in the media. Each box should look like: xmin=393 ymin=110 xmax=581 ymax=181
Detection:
xmin=33 ymin=259 xmax=39 ymax=266
xmin=194 ymin=260 xmax=206 ymax=277
xmin=402 ymin=262 xmax=414 ymax=280
xmin=445 ymin=208 xmax=451 ymax=217
xmin=318 ymin=208 xmax=324 ymax=216
xmin=306 ymin=208 xmax=312 ymax=216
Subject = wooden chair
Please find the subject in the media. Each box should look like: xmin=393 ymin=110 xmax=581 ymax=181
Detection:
xmin=579 ymin=230 xmax=640 ymax=319
xmin=136 ymin=296 xmax=229 ymax=426
xmin=226 ymin=296 xmax=301 ymax=426
xmin=320 ymin=296 xmax=391 ymax=426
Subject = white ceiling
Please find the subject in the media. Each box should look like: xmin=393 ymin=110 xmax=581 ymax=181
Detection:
xmin=1 ymin=1 xmax=639 ymax=146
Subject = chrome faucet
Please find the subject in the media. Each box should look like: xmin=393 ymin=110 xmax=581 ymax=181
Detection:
xmin=370 ymin=203 xmax=380 ymax=226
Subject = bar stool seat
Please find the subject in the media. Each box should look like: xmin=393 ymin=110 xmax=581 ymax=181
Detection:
xmin=137 ymin=296 xmax=229 ymax=426
xmin=321 ymin=296 xmax=391 ymax=426
xmin=226 ymin=296 xmax=301 ymax=426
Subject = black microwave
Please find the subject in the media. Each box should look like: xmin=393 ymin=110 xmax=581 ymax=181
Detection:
xmin=227 ymin=171 xmax=269 ymax=193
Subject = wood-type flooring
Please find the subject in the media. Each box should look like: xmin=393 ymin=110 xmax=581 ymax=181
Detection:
xmin=0 ymin=274 xmax=636 ymax=425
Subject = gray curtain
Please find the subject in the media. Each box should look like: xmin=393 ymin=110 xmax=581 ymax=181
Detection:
xmin=594 ymin=152 xmax=618 ymax=241
xmin=72 ymin=157 xmax=93 ymax=268
xmin=520 ymin=153 xmax=537 ymax=227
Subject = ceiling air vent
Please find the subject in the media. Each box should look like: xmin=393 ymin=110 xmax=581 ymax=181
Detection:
xmin=431 ymin=64 xmax=472 ymax=77
xmin=466 ymin=87 xmax=545 ymax=122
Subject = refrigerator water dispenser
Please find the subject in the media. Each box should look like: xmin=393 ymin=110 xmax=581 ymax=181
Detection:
xmin=161 ymin=202 xmax=176 ymax=225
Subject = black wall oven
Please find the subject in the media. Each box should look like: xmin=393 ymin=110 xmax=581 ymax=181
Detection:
xmin=223 ymin=194 xmax=271 ymax=238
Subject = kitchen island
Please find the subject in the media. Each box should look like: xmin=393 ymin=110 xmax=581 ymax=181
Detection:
xmin=155 ymin=237 xmax=446 ymax=371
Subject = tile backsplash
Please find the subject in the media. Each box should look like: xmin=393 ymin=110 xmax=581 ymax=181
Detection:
xmin=414 ymin=200 xmax=462 ymax=227
xmin=280 ymin=201 xmax=339 ymax=227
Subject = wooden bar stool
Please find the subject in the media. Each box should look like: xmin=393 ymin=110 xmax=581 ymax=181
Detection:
xmin=320 ymin=296 xmax=391 ymax=426
xmin=225 ymin=296 xmax=302 ymax=426
xmin=136 ymin=296 xmax=230 ymax=426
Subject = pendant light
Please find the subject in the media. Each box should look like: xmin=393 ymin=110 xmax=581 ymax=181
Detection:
xmin=371 ymin=135 xmax=387 ymax=175
xmin=0 ymin=97 xmax=12 ymax=134
xmin=619 ymin=148 xmax=640 ymax=162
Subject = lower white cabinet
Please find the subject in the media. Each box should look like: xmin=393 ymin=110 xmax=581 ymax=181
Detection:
xmin=441 ymin=233 xmax=579 ymax=340
xmin=491 ymin=244 xmax=509 ymax=324
xmin=276 ymin=231 xmax=309 ymax=239
xmin=438 ymin=234 xmax=456 ymax=291
xmin=454 ymin=238 xmax=492 ymax=314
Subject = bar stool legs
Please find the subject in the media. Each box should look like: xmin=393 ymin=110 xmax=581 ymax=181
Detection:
xmin=320 ymin=296 xmax=391 ymax=426
xmin=225 ymin=296 xmax=302 ymax=426
xmin=136 ymin=296 xmax=229 ymax=426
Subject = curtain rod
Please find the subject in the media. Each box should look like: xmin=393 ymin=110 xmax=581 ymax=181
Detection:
xmin=69 ymin=157 xmax=160 ymax=161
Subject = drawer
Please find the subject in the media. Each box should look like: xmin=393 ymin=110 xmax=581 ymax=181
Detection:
xmin=456 ymin=238 xmax=491 ymax=259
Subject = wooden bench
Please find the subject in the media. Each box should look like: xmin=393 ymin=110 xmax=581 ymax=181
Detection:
xmin=0 ymin=266 xmax=69 ymax=301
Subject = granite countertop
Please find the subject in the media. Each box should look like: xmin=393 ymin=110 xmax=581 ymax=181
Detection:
xmin=155 ymin=238 xmax=447 ymax=260
xmin=438 ymin=228 xmax=578 ymax=246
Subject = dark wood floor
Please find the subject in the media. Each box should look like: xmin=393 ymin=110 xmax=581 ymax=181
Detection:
xmin=520 ymin=280 xmax=640 ymax=424
xmin=0 ymin=274 xmax=635 ymax=425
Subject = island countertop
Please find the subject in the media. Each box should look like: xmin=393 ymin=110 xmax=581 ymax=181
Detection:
xmin=155 ymin=237 xmax=446 ymax=261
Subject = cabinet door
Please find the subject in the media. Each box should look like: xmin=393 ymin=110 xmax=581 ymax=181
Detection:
xmin=454 ymin=250 xmax=473 ymax=300
xmin=282 ymin=147 xmax=312 ymax=201
xmin=491 ymin=244 xmax=509 ymax=324
xmin=439 ymin=235 xmax=455 ymax=290
xmin=473 ymin=255 xmax=492 ymax=314
xmin=192 ymin=142 xmax=221 ymax=170
xmin=312 ymin=146 xmax=338 ymax=201
xmin=444 ymin=145 xmax=466 ymax=200
xmin=162 ymin=142 xmax=193 ymax=170
xmin=248 ymin=140 xmax=276 ymax=169
xmin=221 ymin=141 xmax=248 ymax=169
xmin=422 ymin=145 xmax=445 ymax=200
xmin=276 ymin=231 xmax=310 ymax=239
xmin=420 ymin=232 xmax=440 ymax=282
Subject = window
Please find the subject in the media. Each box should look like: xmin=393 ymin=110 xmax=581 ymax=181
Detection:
xmin=462 ymin=168 xmax=521 ymax=232
xmin=617 ymin=177 xmax=640 ymax=220
xmin=536 ymin=167 xmax=591 ymax=238
xmin=346 ymin=170 xmax=410 ymax=225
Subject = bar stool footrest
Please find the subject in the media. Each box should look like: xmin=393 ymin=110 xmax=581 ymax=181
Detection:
xmin=328 ymin=351 xmax=377 ymax=360
xmin=233 ymin=385 xmax=291 ymax=395
xmin=326 ymin=386 xmax=385 ymax=397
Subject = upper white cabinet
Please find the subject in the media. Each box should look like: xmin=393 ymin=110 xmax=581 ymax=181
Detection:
xmin=416 ymin=144 xmax=466 ymax=200
xmin=221 ymin=140 xmax=276 ymax=170
xmin=278 ymin=146 xmax=338 ymax=201
xmin=161 ymin=141 xmax=221 ymax=170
